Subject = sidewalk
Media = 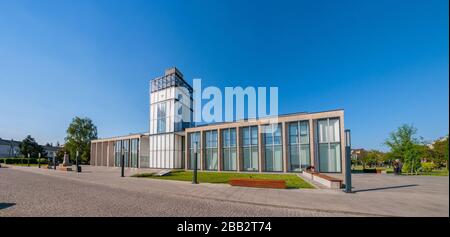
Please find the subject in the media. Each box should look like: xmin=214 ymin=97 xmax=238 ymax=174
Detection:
xmin=5 ymin=165 xmax=449 ymax=216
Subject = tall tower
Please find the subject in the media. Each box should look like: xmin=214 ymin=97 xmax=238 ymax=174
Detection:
xmin=147 ymin=67 xmax=193 ymax=168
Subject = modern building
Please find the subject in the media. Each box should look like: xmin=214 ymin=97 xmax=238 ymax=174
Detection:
xmin=90 ymin=67 xmax=347 ymax=175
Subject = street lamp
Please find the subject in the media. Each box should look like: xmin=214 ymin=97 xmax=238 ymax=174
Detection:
xmin=344 ymin=129 xmax=352 ymax=193
xmin=121 ymin=147 xmax=127 ymax=177
xmin=38 ymin=152 xmax=41 ymax=168
xmin=27 ymin=153 xmax=30 ymax=167
xmin=192 ymin=141 xmax=198 ymax=184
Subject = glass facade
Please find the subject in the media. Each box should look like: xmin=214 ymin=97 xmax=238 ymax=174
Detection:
xmin=113 ymin=139 xmax=139 ymax=168
xmin=222 ymin=128 xmax=237 ymax=171
xmin=130 ymin=138 xmax=139 ymax=168
xmin=288 ymin=121 xmax=310 ymax=171
xmin=189 ymin=132 xmax=201 ymax=169
xmin=317 ymin=118 xmax=341 ymax=172
xmin=122 ymin=139 xmax=129 ymax=167
xmin=157 ymin=102 xmax=167 ymax=133
xmin=204 ymin=130 xmax=218 ymax=170
xmin=242 ymin=126 xmax=259 ymax=171
xmin=114 ymin=140 xmax=122 ymax=167
xmin=263 ymin=124 xmax=283 ymax=172
xmin=150 ymin=73 xmax=193 ymax=93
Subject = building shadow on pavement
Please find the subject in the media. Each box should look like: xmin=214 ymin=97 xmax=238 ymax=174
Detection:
xmin=0 ymin=203 xmax=16 ymax=210
xmin=353 ymin=184 xmax=418 ymax=193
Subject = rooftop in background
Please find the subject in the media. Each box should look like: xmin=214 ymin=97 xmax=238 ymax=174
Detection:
xmin=0 ymin=138 xmax=61 ymax=149
xmin=0 ymin=138 xmax=22 ymax=146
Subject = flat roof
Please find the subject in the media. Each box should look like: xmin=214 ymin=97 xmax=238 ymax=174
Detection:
xmin=91 ymin=132 xmax=149 ymax=143
xmin=193 ymin=108 xmax=344 ymax=128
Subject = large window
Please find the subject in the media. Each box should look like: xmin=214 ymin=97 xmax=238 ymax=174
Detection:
xmin=130 ymin=138 xmax=139 ymax=168
xmin=317 ymin=118 xmax=341 ymax=173
xmin=122 ymin=139 xmax=130 ymax=167
xmin=189 ymin=132 xmax=201 ymax=169
xmin=288 ymin=121 xmax=310 ymax=172
xmin=222 ymin=128 xmax=237 ymax=171
xmin=242 ymin=126 xmax=259 ymax=171
xmin=114 ymin=139 xmax=131 ymax=167
xmin=157 ymin=102 xmax=167 ymax=133
xmin=204 ymin=130 xmax=218 ymax=170
xmin=263 ymin=124 xmax=283 ymax=172
xmin=114 ymin=140 xmax=122 ymax=167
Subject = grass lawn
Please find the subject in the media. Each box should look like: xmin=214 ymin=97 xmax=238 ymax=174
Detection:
xmin=132 ymin=171 xmax=315 ymax=189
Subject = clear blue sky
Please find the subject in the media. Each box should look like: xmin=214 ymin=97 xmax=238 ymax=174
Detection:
xmin=0 ymin=0 xmax=448 ymax=150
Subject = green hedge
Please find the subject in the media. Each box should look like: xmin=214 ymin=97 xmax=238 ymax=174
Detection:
xmin=0 ymin=158 xmax=48 ymax=164
xmin=362 ymin=168 xmax=377 ymax=173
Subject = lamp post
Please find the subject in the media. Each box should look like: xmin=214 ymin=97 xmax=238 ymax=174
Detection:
xmin=27 ymin=153 xmax=30 ymax=167
xmin=121 ymin=147 xmax=126 ymax=177
xmin=192 ymin=141 xmax=198 ymax=184
xmin=38 ymin=152 xmax=41 ymax=168
xmin=344 ymin=129 xmax=353 ymax=193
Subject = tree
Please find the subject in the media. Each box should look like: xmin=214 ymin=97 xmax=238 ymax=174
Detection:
xmin=362 ymin=150 xmax=385 ymax=168
xmin=19 ymin=135 xmax=46 ymax=158
xmin=355 ymin=149 xmax=369 ymax=169
xmin=384 ymin=124 xmax=422 ymax=173
xmin=432 ymin=137 xmax=449 ymax=170
xmin=64 ymin=117 xmax=98 ymax=165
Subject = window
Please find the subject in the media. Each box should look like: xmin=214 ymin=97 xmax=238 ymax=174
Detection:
xmin=114 ymin=140 xmax=122 ymax=167
xmin=130 ymin=139 xmax=139 ymax=168
xmin=123 ymin=139 xmax=130 ymax=167
xmin=263 ymin=124 xmax=283 ymax=172
xmin=288 ymin=121 xmax=310 ymax=172
xmin=242 ymin=126 xmax=259 ymax=171
xmin=157 ymin=102 xmax=167 ymax=133
xmin=189 ymin=132 xmax=201 ymax=169
xmin=317 ymin=118 xmax=341 ymax=172
xmin=205 ymin=130 xmax=218 ymax=170
xmin=222 ymin=128 xmax=237 ymax=171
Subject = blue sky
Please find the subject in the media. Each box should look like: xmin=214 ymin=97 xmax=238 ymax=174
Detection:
xmin=0 ymin=0 xmax=448 ymax=150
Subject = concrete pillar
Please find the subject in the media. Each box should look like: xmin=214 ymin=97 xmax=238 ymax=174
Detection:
xmin=106 ymin=142 xmax=109 ymax=167
xmin=258 ymin=125 xmax=264 ymax=173
xmin=96 ymin=142 xmax=101 ymax=166
xmin=236 ymin=127 xmax=241 ymax=172
xmin=185 ymin=133 xmax=190 ymax=170
xmin=340 ymin=116 xmax=346 ymax=181
xmin=309 ymin=119 xmax=315 ymax=168
xmin=90 ymin=142 xmax=96 ymax=166
xmin=282 ymin=122 xmax=288 ymax=173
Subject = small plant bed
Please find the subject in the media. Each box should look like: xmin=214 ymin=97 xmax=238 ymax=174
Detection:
xmin=132 ymin=171 xmax=314 ymax=189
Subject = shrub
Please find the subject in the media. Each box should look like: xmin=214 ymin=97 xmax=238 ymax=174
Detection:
xmin=363 ymin=168 xmax=377 ymax=173
xmin=1 ymin=158 xmax=44 ymax=164
xmin=421 ymin=162 xmax=436 ymax=173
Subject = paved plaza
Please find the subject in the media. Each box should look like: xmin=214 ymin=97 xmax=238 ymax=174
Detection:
xmin=0 ymin=165 xmax=448 ymax=217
